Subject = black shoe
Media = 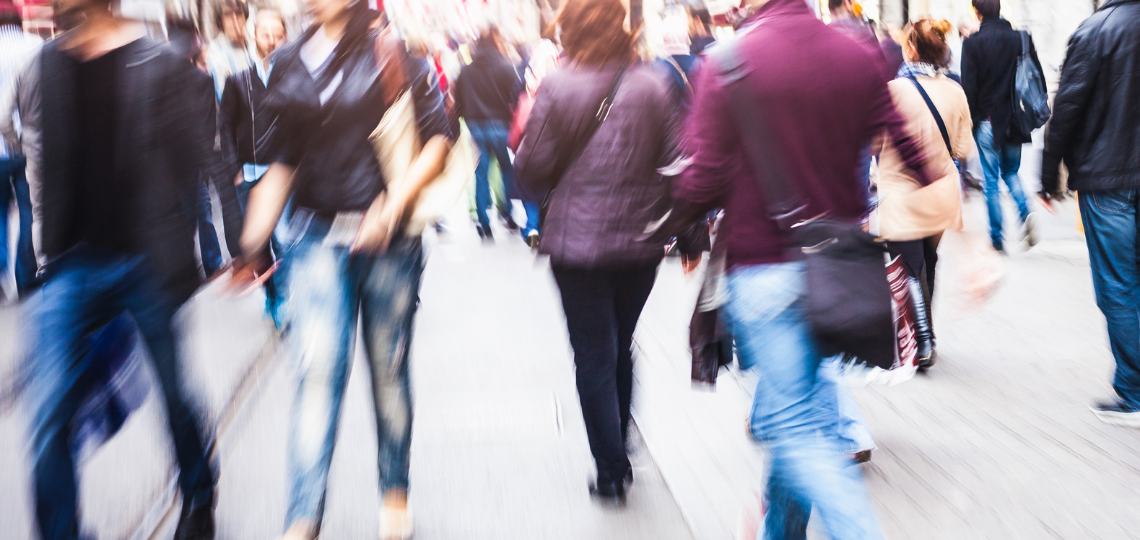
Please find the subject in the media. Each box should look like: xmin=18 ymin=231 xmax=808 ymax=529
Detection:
xmin=475 ymin=223 xmax=493 ymax=242
xmin=623 ymin=468 xmax=634 ymax=486
xmin=589 ymin=479 xmax=627 ymax=505
xmin=853 ymin=450 xmax=872 ymax=464
xmin=526 ymin=230 xmax=540 ymax=250
xmin=173 ymin=498 xmax=215 ymax=540
xmin=1091 ymin=398 xmax=1140 ymax=427
xmin=500 ymin=213 xmax=519 ymax=231
xmin=992 ymin=240 xmax=1005 ymax=254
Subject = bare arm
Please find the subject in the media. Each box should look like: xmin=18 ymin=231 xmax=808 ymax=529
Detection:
xmin=239 ymin=162 xmax=294 ymax=257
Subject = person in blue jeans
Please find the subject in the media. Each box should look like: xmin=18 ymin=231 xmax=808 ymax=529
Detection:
xmin=1040 ymin=0 xmax=1140 ymax=426
xmin=0 ymin=153 xmax=36 ymax=298
xmin=454 ymin=29 xmax=541 ymax=245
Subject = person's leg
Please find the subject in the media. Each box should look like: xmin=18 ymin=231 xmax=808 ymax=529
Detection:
xmin=551 ymin=266 xmax=629 ymax=487
xmin=726 ymin=263 xmax=884 ymax=540
xmin=469 ymin=121 xmax=494 ymax=232
xmin=356 ymin=238 xmax=425 ymax=495
xmin=0 ymin=158 xmax=12 ymax=286
xmin=819 ymin=358 xmax=875 ymax=455
xmin=1000 ymin=144 xmax=1031 ymax=223
xmin=282 ymin=235 xmax=357 ymax=534
xmin=197 ymin=177 xmax=224 ymax=276
xmin=611 ymin=264 xmax=658 ymax=446
xmin=488 ymin=121 xmax=534 ymax=238
xmin=974 ymin=122 xmax=1006 ymax=250
xmin=29 ymin=251 xmax=118 ymax=540
xmin=121 ymin=258 xmax=216 ymax=511
xmin=1079 ymin=190 xmax=1140 ymax=408
xmin=12 ymin=155 xmax=38 ymax=295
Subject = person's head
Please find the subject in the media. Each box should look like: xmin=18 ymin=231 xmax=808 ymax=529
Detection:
xmin=302 ymin=0 xmax=359 ymax=27
xmin=557 ymin=0 xmax=635 ymax=66
xmin=0 ymin=0 xmax=22 ymax=27
xmin=957 ymin=14 xmax=979 ymax=39
xmin=904 ymin=19 xmax=952 ymax=67
xmin=972 ymin=0 xmax=999 ymax=20
xmin=688 ymin=6 xmax=711 ymax=37
xmin=828 ymin=0 xmax=853 ymax=16
xmin=52 ymin=0 xmax=111 ymax=26
xmin=253 ymin=8 xmax=285 ymax=58
xmin=215 ymin=0 xmax=248 ymax=43
xmin=475 ymin=27 xmax=503 ymax=55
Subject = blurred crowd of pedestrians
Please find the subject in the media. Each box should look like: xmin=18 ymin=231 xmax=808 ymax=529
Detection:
xmin=1 ymin=0 xmax=1139 ymax=539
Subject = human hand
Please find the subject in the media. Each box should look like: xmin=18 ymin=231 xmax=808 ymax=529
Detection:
xmin=1037 ymin=193 xmax=1058 ymax=215
xmin=351 ymin=191 xmax=409 ymax=255
xmin=226 ymin=251 xmax=275 ymax=297
xmin=681 ymin=252 xmax=703 ymax=276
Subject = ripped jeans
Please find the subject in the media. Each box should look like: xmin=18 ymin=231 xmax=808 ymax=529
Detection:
xmin=281 ymin=215 xmax=424 ymax=531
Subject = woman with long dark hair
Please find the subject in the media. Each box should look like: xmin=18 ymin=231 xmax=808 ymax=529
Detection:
xmin=231 ymin=0 xmax=452 ymax=538
xmin=515 ymin=0 xmax=683 ymax=503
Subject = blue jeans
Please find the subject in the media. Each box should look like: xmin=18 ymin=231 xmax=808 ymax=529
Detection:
xmin=1079 ymin=190 xmax=1140 ymax=408
xmin=974 ymin=121 xmax=1030 ymax=248
xmin=236 ymin=178 xmax=290 ymax=325
xmin=28 ymin=247 xmax=214 ymax=540
xmin=197 ymin=177 xmax=224 ymax=276
xmin=0 ymin=154 xmax=37 ymax=296
xmin=468 ymin=119 xmax=540 ymax=236
xmin=282 ymin=217 xmax=423 ymax=531
xmin=725 ymin=262 xmax=884 ymax=540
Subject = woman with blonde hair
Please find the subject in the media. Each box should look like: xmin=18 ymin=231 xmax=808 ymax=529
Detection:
xmin=516 ymin=0 xmax=684 ymax=503
xmin=876 ymin=18 xmax=976 ymax=369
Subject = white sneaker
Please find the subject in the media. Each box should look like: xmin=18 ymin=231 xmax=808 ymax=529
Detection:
xmin=1023 ymin=212 xmax=1041 ymax=248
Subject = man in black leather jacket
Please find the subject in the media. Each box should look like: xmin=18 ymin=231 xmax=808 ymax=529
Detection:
xmin=1040 ymin=0 xmax=1140 ymax=427
xmin=961 ymin=0 xmax=1044 ymax=252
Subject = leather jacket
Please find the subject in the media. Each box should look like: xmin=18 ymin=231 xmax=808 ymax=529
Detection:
xmin=1042 ymin=0 xmax=1140 ymax=195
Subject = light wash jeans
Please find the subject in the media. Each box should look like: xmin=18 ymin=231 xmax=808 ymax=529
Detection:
xmin=725 ymin=262 xmax=884 ymax=540
xmin=974 ymin=120 xmax=1030 ymax=250
xmin=282 ymin=217 xmax=424 ymax=531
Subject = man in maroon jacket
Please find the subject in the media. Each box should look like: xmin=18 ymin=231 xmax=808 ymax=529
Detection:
xmin=671 ymin=0 xmax=931 ymax=537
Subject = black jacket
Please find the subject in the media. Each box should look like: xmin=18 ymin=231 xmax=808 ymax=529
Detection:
xmin=961 ymin=17 xmax=1045 ymax=147
xmin=266 ymin=14 xmax=451 ymax=212
xmin=219 ymin=65 xmax=278 ymax=179
xmin=39 ymin=38 xmax=209 ymax=303
xmin=454 ymin=45 xmax=522 ymax=123
xmin=1041 ymin=0 xmax=1140 ymax=195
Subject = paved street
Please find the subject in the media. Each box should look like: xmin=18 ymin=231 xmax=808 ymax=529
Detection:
xmin=3 ymin=190 xmax=1140 ymax=540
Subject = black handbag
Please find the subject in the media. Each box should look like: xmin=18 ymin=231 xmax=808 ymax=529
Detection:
xmin=713 ymin=44 xmax=896 ymax=370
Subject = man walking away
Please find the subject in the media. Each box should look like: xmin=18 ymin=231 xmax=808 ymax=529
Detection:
xmin=28 ymin=0 xmax=217 ymax=536
xmin=669 ymin=0 xmax=934 ymax=537
xmin=219 ymin=8 xmax=286 ymax=325
xmin=961 ymin=0 xmax=1043 ymax=252
xmin=0 ymin=1 xmax=42 ymax=300
xmin=455 ymin=28 xmax=539 ymax=245
xmin=1040 ymin=0 xmax=1140 ymax=427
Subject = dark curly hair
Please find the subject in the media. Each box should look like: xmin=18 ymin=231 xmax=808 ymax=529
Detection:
xmin=557 ymin=0 xmax=636 ymax=66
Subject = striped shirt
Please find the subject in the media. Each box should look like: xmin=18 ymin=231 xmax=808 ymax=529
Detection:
xmin=0 ymin=24 xmax=43 ymax=158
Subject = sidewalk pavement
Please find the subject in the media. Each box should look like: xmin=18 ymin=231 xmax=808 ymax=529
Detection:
xmin=2 ymin=193 xmax=1140 ymax=540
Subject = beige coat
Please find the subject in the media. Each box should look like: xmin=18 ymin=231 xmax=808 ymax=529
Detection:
xmin=875 ymin=74 xmax=976 ymax=241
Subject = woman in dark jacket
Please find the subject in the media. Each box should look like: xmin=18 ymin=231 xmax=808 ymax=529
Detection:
xmin=231 ymin=1 xmax=452 ymax=539
xmin=515 ymin=0 xmax=683 ymax=503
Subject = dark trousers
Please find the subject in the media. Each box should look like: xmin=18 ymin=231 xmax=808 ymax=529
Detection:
xmin=888 ymin=234 xmax=941 ymax=317
xmin=1080 ymin=190 xmax=1140 ymax=408
xmin=0 ymin=154 xmax=37 ymax=296
xmin=29 ymin=247 xmax=214 ymax=540
xmin=551 ymin=263 xmax=657 ymax=483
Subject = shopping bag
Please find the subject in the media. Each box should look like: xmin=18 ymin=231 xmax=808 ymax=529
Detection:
xmin=839 ymin=255 xmax=919 ymax=385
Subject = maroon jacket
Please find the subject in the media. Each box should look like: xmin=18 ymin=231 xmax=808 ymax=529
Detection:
xmin=673 ymin=0 xmax=929 ymax=270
